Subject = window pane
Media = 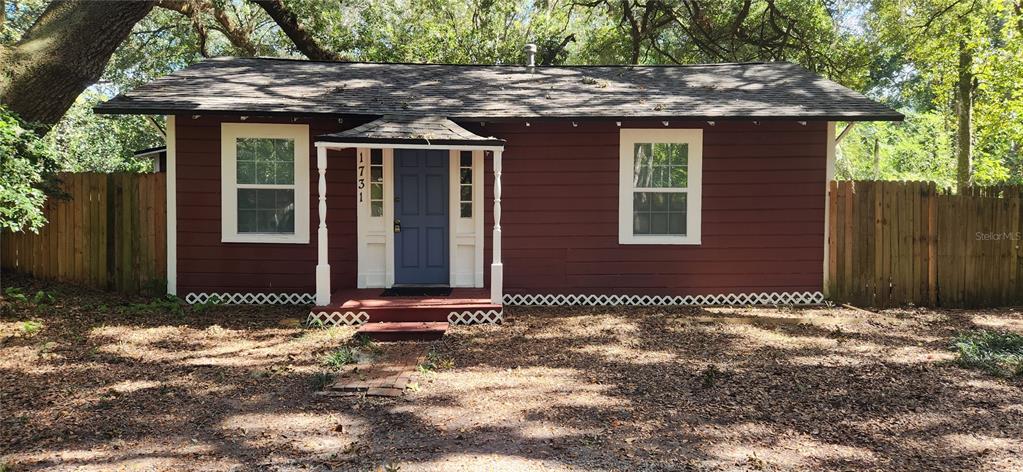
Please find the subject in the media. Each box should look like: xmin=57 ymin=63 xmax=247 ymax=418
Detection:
xmin=460 ymin=185 xmax=472 ymax=201
xmin=238 ymin=189 xmax=259 ymax=210
xmin=237 ymin=161 xmax=256 ymax=184
xmin=652 ymin=193 xmax=669 ymax=212
xmin=370 ymin=183 xmax=383 ymax=200
xmin=634 ymin=166 xmax=651 ymax=187
xmin=255 ymin=161 xmax=274 ymax=184
xmin=238 ymin=210 xmax=258 ymax=232
xmin=237 ymin=138 xmax=256 ymax=161
xmin=668 ymin=211 xmax=687 ymax=235
xmin=650 ymin=213 xmax=669 ymax=234
xmin=634 ymin=143 xmax=652 ymax=165
xmin=671 ymin=143 xmax=689 ymax=166
xmin=276 ymin=162 xmax=294 ymax=184
xmin=274 ymin=139 xmax=294 ymax=162
xmin=633 ymin=212 xmax=650 ymax=235
xmin=460 ymin=168 xmax=472 ymax=184
xmin=371 ymin=201 xmax=383 ymax=217
xmin=633 ymin=192 xmax=649 ymax=211
xmin=370 ymin=166 xmax=383 ymax=183
xmin=371 ymin=149 xmax=382 ymax=165
xmin=653 ymin=143 xmax=672 ymax=165
xmin=652 ymin=168 xmax=669 ymax=187
xmin=670 ymin=193 xmax=687 ymax=211
xmin=670 ymin=165 xmax=688 ymax=187
xmin=460 ymin=151 xmax=472 ymax=167
xmin=237 ymin=189 xmax=294 ymax=234
xmin=460 ymin=202 xmax=472 ymax=218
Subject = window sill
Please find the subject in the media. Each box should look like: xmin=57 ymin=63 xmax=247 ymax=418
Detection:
xmin=619 ymin=235 xmax=701 ymax=245
xmin=222 ymin=234 xmax=309 ymax=244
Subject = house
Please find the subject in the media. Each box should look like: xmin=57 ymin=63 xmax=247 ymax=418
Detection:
xmin=96 ymin=55 xmax=901 ymax=326
xmin=133 ymin=146 xmax=167 ymax=173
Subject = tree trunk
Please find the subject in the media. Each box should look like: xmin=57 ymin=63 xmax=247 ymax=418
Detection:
xmin=956 ymin=40 xmax=973 ymax=192
xmin=0 ymin=0 xmax=155 ymax=128
xmin=250 ymin=0 xmax=341 ymax=61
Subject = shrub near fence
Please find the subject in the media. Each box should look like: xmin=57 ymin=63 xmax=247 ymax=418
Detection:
xmin=0 ymin=172 xmax=166 ymax=294
xmin=828 ymin=180 xmax=1023 ymax=308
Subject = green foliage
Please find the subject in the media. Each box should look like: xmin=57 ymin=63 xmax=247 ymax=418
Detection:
xmin=123 ymin=295 xmax=185 ymax=316
xmin=323 ymin=347 xmax=357 ymax=370
xmin=0 ymin=106 xmax=53 ymax=232
xmin=45 ymin=92 xmax=161 ymax=173
xmin=4 ymin=287 xmax=28 ymax=302
xmin=19 ymin=320 xmax=43 ymax=336
xmin=952 ymin=329 xmax=1023 ymax=378
xmin=838 ymin=111 xmax=958 ymax=187
xmin=31 ymin=290 xmax=55 ymax=305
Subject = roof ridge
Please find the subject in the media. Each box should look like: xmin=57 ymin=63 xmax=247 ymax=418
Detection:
xmin=207 ymin=55 xmax=774 ymax=69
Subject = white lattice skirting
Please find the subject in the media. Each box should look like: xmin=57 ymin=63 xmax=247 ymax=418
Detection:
xmin=448 ymin=309 xmax=503 ymax=325
xmin=307 ymin=310 xmax=370 ymax=326
xmin=502 ymin=291 xmax=825 ymax=307
xmin=184 ymin=292 xmax=315 ymax=305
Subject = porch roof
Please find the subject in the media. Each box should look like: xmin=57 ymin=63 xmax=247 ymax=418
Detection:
xmin=316 ymin=115 xmax=505 ymax=148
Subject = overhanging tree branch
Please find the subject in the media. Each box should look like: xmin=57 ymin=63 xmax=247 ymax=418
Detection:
xmin=0 ymin=0 xmax=156 ymax=127
xmin=249 ymin=0 xmax=342 ymax=61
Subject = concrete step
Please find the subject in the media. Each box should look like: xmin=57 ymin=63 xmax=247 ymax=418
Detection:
xmin=356 ymin=321 xmax=448 ymax=341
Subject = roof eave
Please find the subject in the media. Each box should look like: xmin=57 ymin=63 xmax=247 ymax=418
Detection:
xmin=93 ymin=105 xmax=905 ymax=122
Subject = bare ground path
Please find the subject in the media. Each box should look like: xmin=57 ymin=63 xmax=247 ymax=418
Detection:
xmin=1 ymin=275 xmax=1021 ymax=471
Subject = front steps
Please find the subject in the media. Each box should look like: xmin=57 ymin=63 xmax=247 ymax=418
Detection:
xmin=307 ymin=288 xmax=504 ymax=329
xmin=356 ymin=321 xmax=448 ymax=341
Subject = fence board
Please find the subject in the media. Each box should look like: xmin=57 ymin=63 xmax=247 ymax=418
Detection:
xmin=829 ymin=180 xmax=1023 ymax=308
xmin=0 ymin=172 xmax=166 ymax=295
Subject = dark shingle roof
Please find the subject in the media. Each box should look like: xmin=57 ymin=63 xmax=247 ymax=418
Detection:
xmin=96 ymin=57 xmax=902 ymax=121
xmin=318 ymin=115 xmax=504 ymax=146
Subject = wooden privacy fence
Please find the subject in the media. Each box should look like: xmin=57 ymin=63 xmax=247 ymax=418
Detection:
xmin=0 ymin=172 xmax=166 ymax=294
xmin=828 ymin=180 xmax=1023 ymax=308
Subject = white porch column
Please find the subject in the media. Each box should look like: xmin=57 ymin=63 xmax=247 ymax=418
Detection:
xmin=490 ymin=149 xmax=503 ymax=304
xmin=315 ymin=146 xmax=331 ymax=305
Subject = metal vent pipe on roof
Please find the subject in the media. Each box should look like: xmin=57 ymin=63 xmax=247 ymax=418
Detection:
xmin=524 ymin=43 xmax=537 ymax=69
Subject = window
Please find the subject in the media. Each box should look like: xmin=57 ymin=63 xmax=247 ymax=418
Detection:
xmin=369 ymin=149 xmax=384 ymax=217
xmin=459 ymin=151 xmax=473 ymax=218
xmin=618 ymin=129 xmax=702 ymax=245
xmin=221 ymin=123 xmax=310 ymax=244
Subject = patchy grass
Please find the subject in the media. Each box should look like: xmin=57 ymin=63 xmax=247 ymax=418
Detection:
xmin=417 ymin=349 xmax=454 ymax=373
xmin=323 ymin=347 xmax=357 ymax=370
xmin=953 ymin=329 xmax=1023 ymax=377
xmin=17 ymin=320 xmax=43 ymax=337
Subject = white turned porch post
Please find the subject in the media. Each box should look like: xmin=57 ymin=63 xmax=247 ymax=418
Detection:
xmin=315 ymin=146 xmax=331 ymax=305
xmin=490 ymin=149 xmax=503 ymax=304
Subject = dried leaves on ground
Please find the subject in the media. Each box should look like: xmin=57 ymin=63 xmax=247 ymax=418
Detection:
xmin=1 ymin=276 xmax=1022 ymax=471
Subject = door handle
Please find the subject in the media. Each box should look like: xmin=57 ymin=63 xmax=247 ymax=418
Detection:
xmin=394 ymin=219 xmax=401 ymax=233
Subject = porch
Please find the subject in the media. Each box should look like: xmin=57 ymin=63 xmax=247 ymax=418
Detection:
xmin=309 ymin=115 xmax=506 ymax=325
xmin=308 ymin=288 xmax=501 ymax=327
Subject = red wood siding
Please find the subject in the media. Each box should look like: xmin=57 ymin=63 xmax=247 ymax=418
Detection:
xmin=173 ymin=116 xmax=826 ymax=296
xmin=474 ymin=120 xmax=828 ymax=295
xmin=174 ymin=116 xmax=358 ymax=294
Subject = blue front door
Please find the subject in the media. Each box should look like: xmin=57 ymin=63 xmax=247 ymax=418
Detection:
xmin=394 ymin=149 xmax=449 ymax=285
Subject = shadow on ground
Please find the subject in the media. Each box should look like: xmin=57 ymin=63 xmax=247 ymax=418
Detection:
xmin=1 ymin=274 xmax=1021 ymax=471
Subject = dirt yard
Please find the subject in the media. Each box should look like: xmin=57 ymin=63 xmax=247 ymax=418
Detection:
xmin=2 ymin=276 xmax=1022 ymax=471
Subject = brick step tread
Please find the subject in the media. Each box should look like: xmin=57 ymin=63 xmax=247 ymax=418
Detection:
xmin=356 ymin=322 xmax=448 ymax=341
xmin=357 ymin=321 xmax=448 ymax=333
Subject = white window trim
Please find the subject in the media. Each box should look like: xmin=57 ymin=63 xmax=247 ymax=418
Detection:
xmin=221 ymin=123 xmax=310 ymax=244
xmin=618 ymin=128 xmax=703 ymax=245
